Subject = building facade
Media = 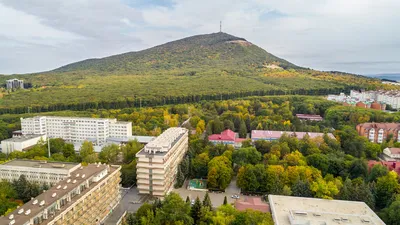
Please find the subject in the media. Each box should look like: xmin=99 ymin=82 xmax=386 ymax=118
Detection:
xmin=0 ymin=159 xmax=80 ymax=185
xmin=21 ymin=116 xmax=132 ymax=145
xmin=208 ymin=129 xmax=245 ymax=148
xmin=356 ymin=123 xmax=400 ymax=143
xmin=1 ymin=134 xmax=46 ymax=154
xmin=251 ymin=130 xmax=335 ymax=142
xmin=6 ymin=78 xmax=24 ymax=89
xmin=136 ymin=127 xmax=188 ymax=196
xmin=295 ymin=114 xmax=323 ymax=121
xmin=0 ymin=163 xmax=121 ymax=225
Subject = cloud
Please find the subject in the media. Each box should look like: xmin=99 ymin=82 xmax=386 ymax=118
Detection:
xmin=0 ymin=0 xmax=399 ymax=74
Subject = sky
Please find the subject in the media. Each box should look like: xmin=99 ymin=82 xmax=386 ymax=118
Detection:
xmin=0 ymin=0 xmax=399 ymax=75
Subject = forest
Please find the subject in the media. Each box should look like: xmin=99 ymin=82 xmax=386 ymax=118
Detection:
xmin=0 ymin=96 xmax=400 ymax=224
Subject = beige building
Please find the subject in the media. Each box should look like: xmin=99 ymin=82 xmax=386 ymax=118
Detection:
xmin=0 ymin=159 xmax=80 ymax=185
xmin=136 ymin=127 xmax=188 ymax=196
xmin=382 ymin=147 xmax=400 ymax=161
xmin=268 ymin=195 xmax=384 ymax=225
xmin=0 ymin=163 xmax=121 ymax=225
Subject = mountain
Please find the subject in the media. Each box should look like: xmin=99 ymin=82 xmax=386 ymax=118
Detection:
xmin=53 ymin=32 xmax=299 ymax=73
xmin=0 ymin=32 xmax=386 ymax=114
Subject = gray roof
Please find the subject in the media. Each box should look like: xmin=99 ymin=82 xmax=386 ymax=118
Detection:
xmin=1 ymin=159 xmax=79 ymax=170
xmin=1 ymin=134 xmax=45 ymax=143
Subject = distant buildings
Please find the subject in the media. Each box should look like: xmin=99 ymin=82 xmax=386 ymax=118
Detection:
xmin=295 ymin=114 xmax=323 ymax=121
xmin=368 ymin=160 xmax=400 ymax=176
xmin=136 ymin=127 xmax=188 ymax=196
xmin=268 ymin=195 xmax=384 ymax=225
xmin=0 ymin=163 xmax=121 ymax=225
xmin=6 ymin=78 xmax=24 ymax=89
xmin=251 ymin=130 xmax=335 ymax=142
xmin=208 ymin=129 xmax=245 ymax=148
xmin=0 ymin=159 xmax=80 ymax=185
xmin=382 ymin=147 xmax=400 ymax=161
xmin=0 ymin=134 xmax=46 ymax=154
xmin=235 ymin=197 xmax=270 ymax=213
xmin=21 ymin=116 xmax=132 ymax=146
xmin=356 ymin=123 xmax=400 ymax=143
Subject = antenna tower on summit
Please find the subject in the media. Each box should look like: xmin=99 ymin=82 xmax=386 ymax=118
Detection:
xmin=220 ymin=21 xmax=222 ymax=32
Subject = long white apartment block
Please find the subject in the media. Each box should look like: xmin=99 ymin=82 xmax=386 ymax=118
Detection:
xmin=0 ymin=159 xmax=81 ymax=185
xmin=136 ymin=127 xmax=189 ymax=196
xmin=21 ymin=116 xmax=132 ymax=145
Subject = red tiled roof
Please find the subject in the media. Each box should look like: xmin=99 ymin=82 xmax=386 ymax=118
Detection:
xmin=208 ymin=129 xmax=238 ymax=142
xmin=359 ymin=123 xmax=400 ymax=130
xmin=388 ymin=148 xmax=400 ymax=154
xmin=368 ymin=160 xmax=400 ymax=176
xmin=235 ymin=197 xmax=270 ymax=213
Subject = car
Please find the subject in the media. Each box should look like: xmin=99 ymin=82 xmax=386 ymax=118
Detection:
xmin=231 ymin=194 xmax=240 ymax=199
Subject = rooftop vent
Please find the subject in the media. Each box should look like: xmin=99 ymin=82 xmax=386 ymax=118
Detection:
xmin=96 ymin=164 xmax=100 ymax=168
xmin=80 ymin=166 xmax=83 ymax=170
xmin=9 ymin=220 xmax=15 ymax=225
xmin=76 ymin=174 xmax=80 ymax=178
xmin=39 ymin=160 xmax=47 ymax=164
xmin=17 ymin=209 xmax=24 ymax=215
xmin=63 ymin=185 xmax=67 ymax=190
xmin=361 ymin=218 xmax=371 ymax=223
xmin=25 ymin=209 xmax=31 ymax=215
xmin=8 ymin=214 xmax=14 ymax=220
xmin=73 ymin=180 xmax=77 ymax=184
xmin=32 ymin=200 xmax=38 ymax=205
xmin=81 ymin=174 xmax=85 ymax=178
xmin=56 ymin=185 xmax=61 ymax=189
xmin=39 ymin=200 xmax=45 ymax=206
xmin=67 ymin=179 xmax=71 ymax=183
xmin=52 ymin=193 xmax=57 ymax=198
xmin=313 ymin=213 xmax=321 ymax=217
xmin=294 ymin=211 xmax=307 ymax=216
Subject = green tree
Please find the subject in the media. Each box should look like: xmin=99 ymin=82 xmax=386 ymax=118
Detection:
xmin=375 ymin=171 xmax=399 ymax=209
xmin=348 ymin=159 xmax=368 ymax=179
xmin=99 ymin=144 xmax=120 ymax=164
xmin=306 ymin=154 xmax=329 ymax=176
xmin=191 ymin=197 xmax=202 ymax=224
xmin=62 ymin=143 xmax=76 ymax=159
xmin=175 ymin=167 xmax=185 ymax=188
xmin=223 ymin=196 xmax=228 ymax=205
xmin=122 ymin=140 xmax=143 ymax=164
xmin=136 ymin=203 xmax=154 ymax=221
xmin=239 ymin=120 xmax=247 ymax=138
xmin=121 ymin=160 xmax=137 ymax=187
xmin=292 ymin=179 xmax=313 ymax=197
xmin=368 ymin=164 xmax=388 ymax=182
xmin=379 ymin=200 xmax=400 ymax=225
xmin=191 ymin=153 xmax=210 ymax=178
xmin=79 ymin=141 xmax=97 ymax=163
xmin=232 ymin=147 xmax=261 ymax=166
xmin=155 ymin=192 xmax=193 ymax=225
xmin=207 ymin=156 xmax=233 ymax=190
xmin=203 ymin=192 xmax=212 ymax=210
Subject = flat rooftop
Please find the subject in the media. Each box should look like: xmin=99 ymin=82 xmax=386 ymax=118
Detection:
xmin=0 ymin=164 xmax=117 ymax=225
xmin=1 ymin=134 xmax=45 ymax=143
xmin=1 ymin=159 xmax=79 ymax=171
xmin=268 ymin=195 xmax=384 ymax=225
xmin=137 ymin=127 xmax=187 ymax=156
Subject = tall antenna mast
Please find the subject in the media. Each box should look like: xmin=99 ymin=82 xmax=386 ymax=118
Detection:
xmin=220 ymin=21 xmax=222 ymax=32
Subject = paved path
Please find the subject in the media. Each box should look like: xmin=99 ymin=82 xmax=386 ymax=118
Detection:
xmin=103 ymin=188 xmax=143 ymax=225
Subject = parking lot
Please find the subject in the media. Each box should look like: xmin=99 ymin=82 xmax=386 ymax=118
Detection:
xmin=173 ymin=179 xmax=241 ymax=207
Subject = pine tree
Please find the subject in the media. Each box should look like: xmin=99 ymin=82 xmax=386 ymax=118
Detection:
xmin=191 ymin=197 xmax=202 ymax=223
xmin=174 ymin=166 xmax=185 ymax=188
xmin=186 ymin=196 xmax=190 ymax=204
xmin=202 ymin=192 xmax=212 ymax=210
xmin=223 ymin=196 xmax=228 ymax=205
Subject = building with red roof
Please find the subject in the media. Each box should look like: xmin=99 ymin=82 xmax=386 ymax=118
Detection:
xmin=356 ymin=123 xmax=400 ymax=143
xmin=208 ymin=129 xmax=245 ymax=148
xmin=251 ymin=130 xmax=335 ymax=142
xmin=368 ymin=160 xmax=400 ymax=176
xmin=235 ymin=197 xmax=270 ymax=213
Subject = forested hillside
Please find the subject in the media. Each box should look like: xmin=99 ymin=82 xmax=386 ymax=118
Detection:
xmin=0 ymin=32 xmax=392 ymax=114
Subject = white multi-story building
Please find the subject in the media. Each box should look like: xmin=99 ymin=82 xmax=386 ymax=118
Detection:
xmin=0 ymin=163 xmax=121 ymax=225
xmin=6 ymin=78 xmax=24 ymax=89
xmin=21 ymin=116 xmax=132 ymax=145
xmin=0 ymin=159 xmax=80 ymax=185
xmin=1 ymin=134 xmax=46 ymax=154
xmin=136 ymin=127 xmax=188 ymax=196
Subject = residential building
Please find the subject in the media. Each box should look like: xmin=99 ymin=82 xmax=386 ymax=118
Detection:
xmin=21 ymin=116 xmax=132 ymax=145
xmin=356 ymin=123 xmax=400 ymax=143
xmin=0 ymin=163 xmax=121 ymax=225
xmin=268 ymin=195 xmax=384 ymax=225
xmin=208 ymin=129 xmax=245 ymax=148
xmin=0 ymin=159 xmax=80 ymax=185
xmin=368 ymin=160 xmax=400 ymax=176
xmin=295 ymin=114 xmax=323 ymax=121
xmin=382 ymin=147 xmax=400 ymax=161
xmin=136 ymin=127 xmax=188 ymax=196
xmin=6 ymin=78 xmax=24 ymax=89
xmin=1 ymin=134 xmax=46 ymax=154
xmin=251 ymin=130 xmax=335 ymax=142
xmin=235 ymin=197 xmax=270 ymax=213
